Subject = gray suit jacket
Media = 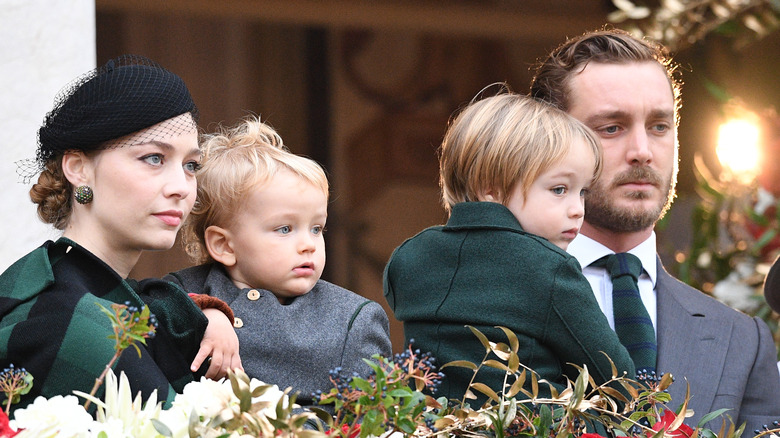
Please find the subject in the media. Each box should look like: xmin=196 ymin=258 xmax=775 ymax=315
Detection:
xmin=656 ymin=258 xmax=780 ymax=431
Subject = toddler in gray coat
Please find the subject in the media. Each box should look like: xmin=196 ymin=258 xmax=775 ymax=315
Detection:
xmin=166 ymin=116 xmax=392 ymax=406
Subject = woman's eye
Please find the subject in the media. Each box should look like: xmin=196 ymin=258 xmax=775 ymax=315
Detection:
xmin=142 ymin=154 xmax=163 ymax=165
xmin=184 ymin=161 xmax=202 ymax=173
xmin=276 ymin=226 xmax=292 ymax=234
xmin=551 ymin=186 xmax=566 ymax=195
xmin=580 ymin=188 xmax=588 ymax=197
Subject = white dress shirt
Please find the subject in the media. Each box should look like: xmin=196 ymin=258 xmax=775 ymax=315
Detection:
xmin=567 ymin=232 xmax=658 ymax=335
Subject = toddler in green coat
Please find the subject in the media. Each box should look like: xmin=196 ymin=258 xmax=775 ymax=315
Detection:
xmin=384 ymin=89 xmax=635 ymax=405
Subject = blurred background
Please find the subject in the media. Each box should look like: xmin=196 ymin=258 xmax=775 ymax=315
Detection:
xmin=5 ymin=0 xmax=780 ymax=351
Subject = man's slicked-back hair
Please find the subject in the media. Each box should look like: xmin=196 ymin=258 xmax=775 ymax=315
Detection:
xmin=530 ymin=28 xmax=682 ymax=122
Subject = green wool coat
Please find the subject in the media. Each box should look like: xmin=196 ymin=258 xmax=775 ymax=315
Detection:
xmin=0 ymin=238 xmax=207 ymax=414
xmin=384 ymin=202 xmax=635 ymax=404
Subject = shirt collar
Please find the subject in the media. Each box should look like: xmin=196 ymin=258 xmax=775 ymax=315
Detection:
xmin=567 ymin=232 xmax=657 ymax=286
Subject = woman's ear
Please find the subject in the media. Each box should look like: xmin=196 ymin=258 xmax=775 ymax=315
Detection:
xmin=205 ymin=225 xmax=236 ymax=267
xmin=61 ymin=151 xmax=91 ymax=187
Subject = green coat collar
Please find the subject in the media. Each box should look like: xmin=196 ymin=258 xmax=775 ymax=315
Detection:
xmin=444 ymin=201 xmax=525 ymax=233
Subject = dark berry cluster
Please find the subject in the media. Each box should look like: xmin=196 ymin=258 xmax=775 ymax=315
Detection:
xmin=0 ymin=363 xmax=32 ymax=408
xmin=0 ymin=364 xmax=27 ymax=382
xmin=635 ymin=369 xmax=659 ymax=383
xmin=312 ymin=367 xmax=363 ymax=402
xmin=393 ymin=341 xmax=445 ymax=394
xmin=314 ymin=344 xmax=448 ymax=437
xmin=122 ymin=301 xmax=158 ymax=338
xmin=753 ymin=420 xmax=780 ymax=436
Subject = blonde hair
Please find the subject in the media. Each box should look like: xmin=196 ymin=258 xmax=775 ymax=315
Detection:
xmin=182 ymin=116 xmax=329 ymax=263
xmin=439 ymin=91 xmax=602 ymax=212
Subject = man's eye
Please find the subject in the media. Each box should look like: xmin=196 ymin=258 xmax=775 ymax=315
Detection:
xmin=652 ymin=124 xmax=669 ymax=133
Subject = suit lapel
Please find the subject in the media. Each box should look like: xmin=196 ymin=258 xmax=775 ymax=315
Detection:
xmin=655 ymin=259 xmax=730 ymax=417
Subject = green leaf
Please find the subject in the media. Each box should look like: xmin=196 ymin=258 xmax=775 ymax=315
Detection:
xmin=351 ymin=377 xmax=373 ymax=394
xmin=387 ymin=388 xmax=412 ymax=397
xmin=754 ymin=228 xmax=777 ymax=251
xmin=537 ymin=405 xmax=553 ymax=432
xmin=702 ymin=78 xmax=732 ymax=104
xmin=151 ymin=418 xmax=174 ymax=436
xmin=361 ymin=409 xmax=382 ymax=436
xmin=697 ymin=408 xmax=731 ymax=428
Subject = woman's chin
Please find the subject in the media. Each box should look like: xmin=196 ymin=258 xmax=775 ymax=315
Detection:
xmin=143 ymin=236 xmax=178 ymax=252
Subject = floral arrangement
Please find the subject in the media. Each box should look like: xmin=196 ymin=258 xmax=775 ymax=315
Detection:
xmin=3 ymin=320 xmax=779 ymax=438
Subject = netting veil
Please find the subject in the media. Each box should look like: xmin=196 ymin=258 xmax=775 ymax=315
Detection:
xmin=18 ymin=55 xmax=199 ymax=182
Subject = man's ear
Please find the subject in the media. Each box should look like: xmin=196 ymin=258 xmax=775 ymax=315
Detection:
xmin=61 ymin=151 xmax=91 ymax=187
xmin=205 ymin=225 xmax=236 ymax=267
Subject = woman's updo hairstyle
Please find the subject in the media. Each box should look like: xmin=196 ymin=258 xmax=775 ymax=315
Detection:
xmin=23 ymin=55 xmax=199 ymax=229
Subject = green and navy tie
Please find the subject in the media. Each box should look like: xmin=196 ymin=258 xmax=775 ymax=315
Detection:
xmin=592 ymin=252 xmax=657 ymax=375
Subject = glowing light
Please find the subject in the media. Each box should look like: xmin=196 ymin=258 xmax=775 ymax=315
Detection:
xmin=716 ymin=118 xmax=761 ymax=182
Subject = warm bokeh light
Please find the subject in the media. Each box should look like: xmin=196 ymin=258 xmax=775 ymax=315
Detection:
xmin=716 ymin=118 xmax=761 ymax=182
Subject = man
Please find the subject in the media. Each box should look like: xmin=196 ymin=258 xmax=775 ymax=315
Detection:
xmin=530 ymin=29 xmax=780 ymax=431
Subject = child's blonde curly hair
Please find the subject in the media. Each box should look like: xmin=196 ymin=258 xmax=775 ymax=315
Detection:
xmin=182 ymin=115 xmax=328 ymax=263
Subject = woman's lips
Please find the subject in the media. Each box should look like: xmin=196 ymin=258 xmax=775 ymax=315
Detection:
xmin=154 ymin=211 xmax=183 ymax=227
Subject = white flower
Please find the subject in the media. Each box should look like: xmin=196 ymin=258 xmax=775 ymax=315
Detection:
xmin=712 ymin=271 xmax=760 ymax=312
xmin=76 ymin=370 xmax=164 ymax=438
xmin=12 ymin=394 xmax=95 ymax=438
xmin=754 ymin=186 xmax=776 ymax=215
xmin=173 ymin=377 xmax=233 ymax=419
xmin=245 ymin=378 xmax=289 ymax=419
xmin=158 ymin=375 xmax=289 ymax=436
xmin=88 ymin=418 xmax=127 ymax=438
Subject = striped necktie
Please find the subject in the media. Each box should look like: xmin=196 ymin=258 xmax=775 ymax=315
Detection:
xmin=591 ymin=252 xmax=657 ymax=375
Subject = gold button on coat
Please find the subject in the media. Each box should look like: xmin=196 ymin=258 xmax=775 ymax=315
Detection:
xmin=233 ymin=317 xmax=244 ymax=328
xmin=247 ymin=289 xmax=260 ymax=300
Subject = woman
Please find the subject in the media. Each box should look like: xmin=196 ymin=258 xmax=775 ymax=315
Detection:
xmin=0 ymin=55 xmax=240 ymax=414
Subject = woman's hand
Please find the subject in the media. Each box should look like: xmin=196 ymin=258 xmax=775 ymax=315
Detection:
xmin=191 ymin=308 xmax=243 ymax=379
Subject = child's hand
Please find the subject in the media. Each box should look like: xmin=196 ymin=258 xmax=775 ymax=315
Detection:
xmin=192 ymin=308 xmax=243 ymax=379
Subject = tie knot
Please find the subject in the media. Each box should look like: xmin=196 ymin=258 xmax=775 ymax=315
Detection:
xmin=592 ymin=252 xmax=643 ymax=281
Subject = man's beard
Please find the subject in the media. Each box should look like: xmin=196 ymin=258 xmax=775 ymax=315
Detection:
xmin=584 ymin=165 xmax=677 ymax=233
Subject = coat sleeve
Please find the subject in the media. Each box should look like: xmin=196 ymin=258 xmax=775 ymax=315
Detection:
xmin=340 ymin=300 xmax=393 ymax=378
xmin=735 ymin=316 xmax=780 ymax=431
xmin=546 ymin=257 xmax=636 ymax=385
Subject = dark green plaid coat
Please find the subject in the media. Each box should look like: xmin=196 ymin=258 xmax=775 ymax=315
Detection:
xmin=0 ymin=238 xmax=207 ymax=414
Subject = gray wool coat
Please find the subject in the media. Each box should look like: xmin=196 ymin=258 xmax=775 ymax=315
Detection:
xmin=166 ymin=263 xmax=392 ymax=405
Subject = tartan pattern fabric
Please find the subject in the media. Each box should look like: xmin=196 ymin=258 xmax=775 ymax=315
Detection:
xmin=591 ymin=252 xmax=657 ymax=374
xmin=0 ymin=238 xmax=207 ymax=414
